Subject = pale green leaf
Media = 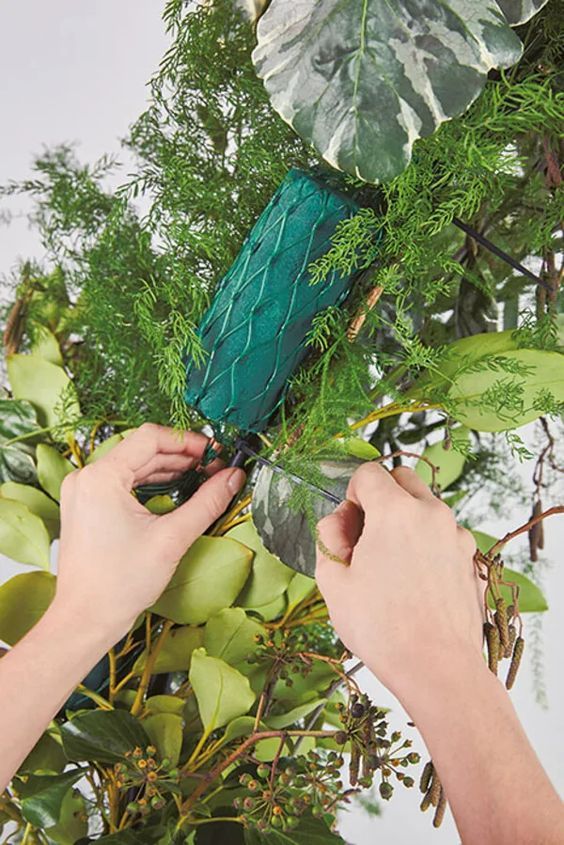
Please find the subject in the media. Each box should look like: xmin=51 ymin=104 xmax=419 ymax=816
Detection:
xmin=37 ymin=444 xmax=74 ymax=501
xmin=204 ymin=607 xmax=265 ymax=668
xmin=132 ymin=625 xmax=204 ymax=675
xmin=492 ymin=566 xmax=548 ymax=613
xmin=44 ymin=788 xmax=88 ymax=845
xmin=143 ymin=713 xmax=184 ymax=766
xmin=265 ymin=699 xmax=324 ymax=729
xmin=145 ymin=494 xmax=176 ymax=514
xmin=189 ymin=648 xmax=255 ymax=734
xmin=145 ymin=695 xmax=185 ymax=716
xmin=0 ymin=571 xmax=56 ymax=644
xmin=31 ymin=326 xmax=63 ymax=367
xmin=449 ymin=349 xmax=564 ymax=431
xmin=286 ymin=573 xmax=317 ymax=612
xmin=0 ymin=498 xmax=51 ymax=568
xmin=7 ymin=353 xmax=80 ymax=430
xmin=1 ymin=481 xmax=60 ymax=539
xmin=343 ymin=438 xmax=380 ymax=460
xmin=249 ymin=593 xmax=287 ymax=622
xmin=86 ymin=430 xmax=136 ymax=464
xmin=227 ymin=521 xmax=293 ymax=608
xmin=415 ymin=428 xmax=468 ymax=490
xmin=253 ymin=0 xmax=522 ymax=182
xmin=151 ymin=536 xmax=253 ymax=625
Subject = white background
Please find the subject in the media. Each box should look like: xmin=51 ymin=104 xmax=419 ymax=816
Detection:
xmin=0 ymin=3 xmax=562 ymax=843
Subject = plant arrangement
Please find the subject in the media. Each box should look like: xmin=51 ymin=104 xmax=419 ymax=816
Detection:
xmin=0 ymin=0 xmax=562 ymax=842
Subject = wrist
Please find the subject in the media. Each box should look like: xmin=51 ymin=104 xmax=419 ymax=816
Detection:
xmin=43 ymin=597 xmax=124 ymax=658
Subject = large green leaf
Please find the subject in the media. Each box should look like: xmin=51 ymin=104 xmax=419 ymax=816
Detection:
xmin=44 ymin=788 xmax=88 ymax=845
xmin=0 ymin=571 xmax=56 ymax=644
xmin=497 ymin=0 xmax=549 ymax=25
xmin=31 ymin=325 xmax=64 ymax=367
xmin=448 ymin=348 xmax=564 ymax=431
xmin=37 ymin=444 xmax=75 ymax=501
xmin=60 ymin=709 xmax=150 ymax=764
xmin=415 ymin=428 xmax=468 ymax=490
xmin=143 ymin=713 xmax=184 ymax=766
xmin=1 ymin=481 xmax=60 ymax=539
xmin=19 ymin=730 xmax=66 ymax=775
xmin=252 ymin=0 xmax=522 ymax=183
xmin=189 ymin=648 xmax=256 ymax=734
xmin=204 ymin=607 xmax=265 ymax=669
xmin=132 ymin=625 xmax=204 ymax=675
xmin=245 ymin=813 xmax=345 ymax=844
xmin=0 ymin=397 xmax=38 ymax=440
xmin=7 ymin=353 xmax=80 ymax=430
xmin=229 ymin=522 xmax=293 ymax=608
xmin=0 ymin=497 xmax=51 ymax=568
xmin=19 ymin=768 xmax=86 ymax=828
xmin=151 ymin=536 xmax=253 ymax=625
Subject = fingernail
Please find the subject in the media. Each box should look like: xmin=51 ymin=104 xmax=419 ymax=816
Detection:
xmin=226 ymin=467 xmax=246 ymax=494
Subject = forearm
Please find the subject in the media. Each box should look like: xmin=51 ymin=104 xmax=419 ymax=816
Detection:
xmin=0 ymin=604 xmax=114 ymax=791
xmin=387 ymin=648 xmax=563 ymax=845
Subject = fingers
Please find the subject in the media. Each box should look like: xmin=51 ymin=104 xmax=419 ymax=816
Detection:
xmin=315 ymin=500 xmax=360 ymax=600
xmin=346 ymin=461 xmax=405 ymax=512
xmin=389 ymin=466 xmax=436 ymax=502
xmin=153 ymin=467 xmax=246 ymax=555
xmin=98 ymin=424 xmax=214 ymax=486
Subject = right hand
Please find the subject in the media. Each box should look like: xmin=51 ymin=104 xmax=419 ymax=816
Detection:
xmin=315 ymin=463 xmax=485 ymax=701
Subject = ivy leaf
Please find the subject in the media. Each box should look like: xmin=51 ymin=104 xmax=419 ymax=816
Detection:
xmin=497 ymin=0 xmax=549 ymax=25
xmin=37 ymin=444 xmax=75 ymax=501
xmin=228 ymin=521 xmax=294 ymax=608
xmin=189 ymin=648 xmax=256 ymax=734
xmin=245 ymin=812 xmax=345 ymax=843
xmin=0 ymin=571 xmax=56 ymax=645
xmin=448 ymin=349 xmax=564 ymax=431
xmin=415 ymin=428 xmax=468 ymax=490
xmin=19 ymin=768 xmax=87 ymax=828
xmin=1 ymin=481 xmax=60 ymax=539
xmin=7 ymin=353 xmax=80 ymax=430
xmin=151 ymin=536 xmax=253 ymax=625
xmin=132 ymin=625 xmax=204 ymax=675
xmin=0 ymin=397 xmax=39 ymax=440
xmin=252 ymin=0 xmax=522 ymax=182
xmin=265 ymin=699 xmax=324 ymax=730
xmin=44 ymin=788 xmax=88 ymax=845
xmin=60 ymin=710 xmax=150 ymax=764
xmin=19 ymin=730 xmax=67 ymax=775
xmin=143 ymin=713 xmax=184 ymax=766
xmin=204 ymin=607 xmax=265 ymax=669
xmin=0 ymin=497 xmax=51 ymax=568
xmin=252 ymin=459 xmax=360 ymax=577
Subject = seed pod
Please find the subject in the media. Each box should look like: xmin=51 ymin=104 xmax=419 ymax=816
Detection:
xmin=419 ymin=760 xmax=434 ymax=793
xmin=506 ymin=637 xmax=525 ymax=690
xmin=429 ymin=772 xmax=442 ymax=807
xmin=494 ymin=598 xmax=510 ymax=653
xmin=349 ymin=743 xmax=360 ymax=786
xmin=504 ymin=623 xmax=517 ymax=659
xmin=420 ymin=789 xmax=433 ymax=812
xmin=484 ymin=621 xmax=500 ymax=675
xmin=433 ymin=789 xmax=447 ymax=828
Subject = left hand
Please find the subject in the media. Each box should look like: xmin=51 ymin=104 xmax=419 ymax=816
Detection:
xmin=52 ymin=423 xmax=245 ymax=645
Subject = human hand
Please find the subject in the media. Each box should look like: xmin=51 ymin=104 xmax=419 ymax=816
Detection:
xmin=51 ymin=424 xmax=245 ymax=647
xmin=315 ymin=463 xmax=484 ymax=703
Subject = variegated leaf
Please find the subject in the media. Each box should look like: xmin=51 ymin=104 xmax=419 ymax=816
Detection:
xmin=252 ymin=0 xmax=523 ymax=182
xmin=497 ymin=0 xmax=549 ymax=25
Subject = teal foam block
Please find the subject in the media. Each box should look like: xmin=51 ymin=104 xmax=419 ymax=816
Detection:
xmin=184 ymin=169 xmax=361 ymax=432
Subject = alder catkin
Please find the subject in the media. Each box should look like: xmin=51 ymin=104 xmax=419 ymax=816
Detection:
xmin=504 ymin=623 xmax=517 ymax=659
xmin=494 ymin=597 xmax=510 ymax=652
xmin=506 ymin=637 xmax=525 ymax=690
xmin=433 ymin=789 xmax=447 ymax=828
xmin=420 ymin=790 xmax=433 ymax=812
xmin=419 ymin=760 xmax=434 ymax=793
xmin=429 ymin=772 xmax=442 ymax=807
xmin=484 ymin=621 xmax=500 ymax=675
xmin=349 ymin=743 xmax=360 ymax=786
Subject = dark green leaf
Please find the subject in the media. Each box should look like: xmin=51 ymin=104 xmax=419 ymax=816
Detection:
xmin=196 ymin=815 xmax=246 ymax=845
xmin=19 ymin=731 xmax=66 ymax=774
xmin=44 ymin=788 xmax=88 ymax=845
xmin=253 ymin=0 xmax=522 ymax=182
xmin=61 ymin=709 xmax=150 ymax=764
xmin=19 ymin=768 xmax=86 ymax=828
xmin=244 ymin=813 xmax=345 ymax=844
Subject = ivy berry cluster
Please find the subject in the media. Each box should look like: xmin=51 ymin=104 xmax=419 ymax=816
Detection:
xmin=234 ymin=751 xmax=342 ymax=833
xmin=113 ymin=745 xmax=180 ymax=816
xmin=334 ymin=692 xmax=420 ymax=800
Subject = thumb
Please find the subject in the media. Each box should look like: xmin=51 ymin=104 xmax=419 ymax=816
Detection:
xmin=154 ymin=467 xmax=245 ymax=555
xmin=315 ymin=499 xmax=363 ymax=590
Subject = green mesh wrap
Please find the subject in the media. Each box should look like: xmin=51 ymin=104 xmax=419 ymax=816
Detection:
xmin=184 ymin=169 xmax=360 ymax=432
